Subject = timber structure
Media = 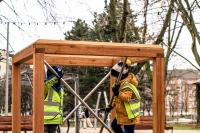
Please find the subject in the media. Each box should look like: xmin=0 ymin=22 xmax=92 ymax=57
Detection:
xmin=11 ymin=39 xmax=165 ymax=133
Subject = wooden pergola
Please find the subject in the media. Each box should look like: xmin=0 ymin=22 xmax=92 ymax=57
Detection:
xmin=12 ymin=39 xmax=165 ymax=133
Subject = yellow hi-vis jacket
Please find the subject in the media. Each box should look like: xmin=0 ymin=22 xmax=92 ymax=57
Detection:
xmin=44 ymin=76 xmax=64 ymax=125
xmin=122 ymin=82 xmax=141 ymax=119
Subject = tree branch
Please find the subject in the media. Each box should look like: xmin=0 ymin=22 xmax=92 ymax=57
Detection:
xmin=162 ymin=42 xmax=200 ymax=71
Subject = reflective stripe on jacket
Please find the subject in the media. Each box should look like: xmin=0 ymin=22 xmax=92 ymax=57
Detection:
xmin=122 ymin=82 xmax=141 ymax=119
xmin=44 ymin=76 xmax=64 ymax=125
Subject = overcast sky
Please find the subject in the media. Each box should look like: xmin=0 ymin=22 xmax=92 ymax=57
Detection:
xmin=0 ymin=0 xmax=105 ymax=52
xmin=0 ymin=0 xmax=199 ymax=70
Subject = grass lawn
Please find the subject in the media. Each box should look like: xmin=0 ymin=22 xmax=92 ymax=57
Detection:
xmin=167 ymin=122 xmax=200 ymax=130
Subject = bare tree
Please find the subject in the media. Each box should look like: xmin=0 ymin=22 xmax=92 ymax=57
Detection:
xmin=174 ymin=0 xmax=200 ymax=66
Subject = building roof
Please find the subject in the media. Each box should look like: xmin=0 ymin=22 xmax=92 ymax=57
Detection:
xmin=168 ymin=69 xmax=200 ymax=79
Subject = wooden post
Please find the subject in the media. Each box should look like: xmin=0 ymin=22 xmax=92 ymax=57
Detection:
xmin=153 ymin=57 xmax=165 ymax=133
xmin=33 ymin=52 xmax=44 ymax=133
xmin=12 ymin=63 xmax=21 ymax=132
xmin=196 ymin=83 xmax=200 ymax=127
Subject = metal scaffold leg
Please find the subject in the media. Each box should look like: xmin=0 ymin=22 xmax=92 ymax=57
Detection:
xmin=44 ymin=60 xmax=114 ymax=133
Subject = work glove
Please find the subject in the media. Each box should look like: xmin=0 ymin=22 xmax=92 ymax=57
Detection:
xmin=50 ymin=75 xmax=60 ymax=81
xmin=112 ymin=83 xmax=120 ymax=96
xmin=100 ymin=105 xmax=113 ymax=112
xmin=47 ymin=75 xmax=61 ymax=87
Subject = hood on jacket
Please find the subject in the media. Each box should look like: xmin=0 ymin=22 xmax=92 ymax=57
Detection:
xmin=120 ymin=73 xmax=138 ymax=87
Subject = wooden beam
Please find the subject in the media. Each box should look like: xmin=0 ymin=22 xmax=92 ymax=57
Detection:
xmin=12 ymin=43 xmax=36 ymax=64
xmin=12 ymin=39 xmax=162 ymax=64
xmin=34 ymin=39 xmax=163 ymax=58
xmin=32 ymin=53 xmax=44 ymax=133
xmin=12 ymin=63 xmax=21 ymax=132
xmin=23 ymin=55 xmax=152 ymax=66
xmin=153 ymin=57 xmax=165 ymax=133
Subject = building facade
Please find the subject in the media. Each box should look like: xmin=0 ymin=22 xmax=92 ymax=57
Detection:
xmin=165 ymin=69 xmax=200 ymax=117
xmin=0 ymin=49 xmax=8 ymax=79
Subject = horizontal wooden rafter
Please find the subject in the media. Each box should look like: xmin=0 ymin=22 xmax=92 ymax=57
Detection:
xmin=12 ymin=39 xmax=164 ymax=64
xmin=12 ymin=44 xmax=35 ymax=64
xmin=23 ymin=55 xmax=152 ymax=66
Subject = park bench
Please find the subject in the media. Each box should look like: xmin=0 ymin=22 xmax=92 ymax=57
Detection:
xmin=135 ymin=116 xmax=173 ymax=133
xmin=0 ymin=116 xmax=32 ymax=132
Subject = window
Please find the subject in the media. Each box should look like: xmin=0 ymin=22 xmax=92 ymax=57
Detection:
xmin=176 ymin=87 xmax=181 ymax=91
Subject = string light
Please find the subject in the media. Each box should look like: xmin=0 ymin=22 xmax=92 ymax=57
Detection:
xmin=0 ymin=21 xmax=76 ymax=25
xmin=0 ymin=8 xmax=176 ymax=26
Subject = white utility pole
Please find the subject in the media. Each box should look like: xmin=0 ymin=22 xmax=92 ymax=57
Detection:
xmin=5 ymin=22 xmax=9 ymax=116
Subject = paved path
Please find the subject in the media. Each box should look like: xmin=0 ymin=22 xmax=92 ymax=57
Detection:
xmin=6 ymin=127 xmax=200 ymax=133
xmin=64 ymin=127 xmax=199 ymax=133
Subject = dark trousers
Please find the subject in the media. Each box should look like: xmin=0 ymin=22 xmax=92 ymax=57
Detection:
xmin=111 ymin=118 xmax=135 ymax=133
xmin=44 ymin=124 xmax=58 ymax=133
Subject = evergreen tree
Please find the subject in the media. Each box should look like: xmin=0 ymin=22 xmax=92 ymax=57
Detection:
xmin=63 ymin=19 xmax=110 ymax=115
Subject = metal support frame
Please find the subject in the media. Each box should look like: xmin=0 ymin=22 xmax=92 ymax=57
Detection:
xmin=63 ymin=71 xmax=110 ymax=122
xmin=94 ymin=92 xmax=101 ymax=129
xmin=63 ymin=74 xmax=79 ymax=133
xmin=44 ymin=60 xmax=114 ymax=133
xmin=103 ymin=91 xmax=110 ymax=127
